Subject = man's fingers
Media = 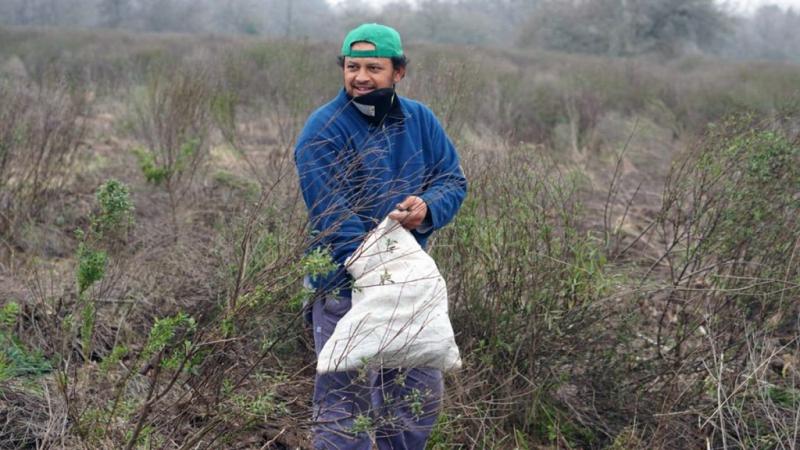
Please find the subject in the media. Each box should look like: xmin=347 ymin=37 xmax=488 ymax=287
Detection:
xmin=388 ymin=209 xmax=410 ymax=221
xmin=396 ymin=196 xmax=423 ymax=212
xmin=389 ymin=196 xmax=426 ymax=229
xmin=396 ymin=198 xmax=415 ymax=211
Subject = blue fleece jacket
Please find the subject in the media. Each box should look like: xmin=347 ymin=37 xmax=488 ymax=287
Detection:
xmin=295 ymin=88 xmax=467 ymax=296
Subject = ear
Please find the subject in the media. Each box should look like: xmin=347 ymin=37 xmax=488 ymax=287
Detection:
xmin=393 ymin=66 xmax=406 ymax=84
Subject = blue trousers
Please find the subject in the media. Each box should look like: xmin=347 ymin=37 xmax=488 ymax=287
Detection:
xmin=311 ymin=294 xmax=443 ymax=449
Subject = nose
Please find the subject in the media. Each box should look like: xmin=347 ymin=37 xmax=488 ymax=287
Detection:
xmin=354 ymin=68 xmax=370 ymax=84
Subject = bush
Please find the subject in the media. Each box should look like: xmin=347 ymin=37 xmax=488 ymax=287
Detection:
xmin=659 ymin=112 xmax=800 ymax=333
xmin=93 ymin=179 xmax=135 ymax=242
xmin=634 ymin=111 xmax=800 ymax=447
xmin=130 ymin=63 xmax=214 ymax=225
xmin=0 ymin=78 xmax=87 ymax=248
xmin=430 ymin=145 xmax=626 ymax=446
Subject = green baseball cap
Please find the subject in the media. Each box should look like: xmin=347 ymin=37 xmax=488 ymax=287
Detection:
xmin=341 ymin=23 xmax=404 ymax=58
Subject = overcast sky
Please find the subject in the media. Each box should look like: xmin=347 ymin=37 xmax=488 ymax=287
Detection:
xmin=327 ymin=0 xmax=800 ymax=14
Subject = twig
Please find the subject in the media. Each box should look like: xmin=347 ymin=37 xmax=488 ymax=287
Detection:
xmin=261 ymin=428 xmax=286 ymax=449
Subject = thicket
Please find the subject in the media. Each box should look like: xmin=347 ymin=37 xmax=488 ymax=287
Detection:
xmin=0 ymin=28 xmax=798 ymax=448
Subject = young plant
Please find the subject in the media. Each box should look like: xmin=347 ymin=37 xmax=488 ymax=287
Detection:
xmin=131 ymin=64 xmax=213 ymax=231
xmin=72 ymin=179 xmax=134 ymax=360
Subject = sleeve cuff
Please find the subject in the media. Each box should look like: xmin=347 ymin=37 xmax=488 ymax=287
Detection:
xmin=416 ymin=202 xmax=434 ymax=233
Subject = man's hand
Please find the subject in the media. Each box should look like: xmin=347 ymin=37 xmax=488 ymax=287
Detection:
xmin=388 ymin=196 xmax=428 ymax=230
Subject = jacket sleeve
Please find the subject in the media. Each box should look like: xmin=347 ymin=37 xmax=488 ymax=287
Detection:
xmin=294 ymin=116 xmax=366 ymax=285
xmin=418 ymin=110 xmax=468 ymax=232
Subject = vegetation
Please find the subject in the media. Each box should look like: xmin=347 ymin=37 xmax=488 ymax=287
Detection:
xmin=520 ymin=0 xmax=727 ymax=56
xmin=0 ymin=24 xmax=798 ymax=449
xmin=1 ymin=0 xmax=800 ymax=62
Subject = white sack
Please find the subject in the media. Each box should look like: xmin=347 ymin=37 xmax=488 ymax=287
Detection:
xmin=316 ymin=217 xmax=461 ymax=373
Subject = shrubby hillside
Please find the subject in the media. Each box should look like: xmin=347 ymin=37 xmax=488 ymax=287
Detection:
xmin=0 ymin=26 xmax=799 ymax=448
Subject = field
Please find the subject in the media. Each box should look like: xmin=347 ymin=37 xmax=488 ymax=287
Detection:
xmin=1 ymin=26 xmax=799 ymax=449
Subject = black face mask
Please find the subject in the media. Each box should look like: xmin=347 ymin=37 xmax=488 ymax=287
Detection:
xmin=352 ymin=87 xmax=400 ymax=125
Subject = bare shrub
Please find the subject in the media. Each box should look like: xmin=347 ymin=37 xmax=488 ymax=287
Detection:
xmin=655 ymin=112 xmax=800 ymax=337
xmin=131 ymin=62 xmax=214 ymax=230
xmin=403 ymin=50 xmax=481 ymax=139
xmin=236 ymin=42 xmax=333 ymax=149
xmin=637 ymin=111 xmax=800 ymax=447
xmin=0 ymin=380 xmax=52 ymax=449
xmin=493 ymin=72 xmax=563 ymax=143
xmin=0 ymin=181 xmax=312 ymax=448
xmin=0 ymin=78 xmax=87 ymax=254
xmin=430 ymin=144 xmax=626 ymax=446
xmin=210 ymin=41 xmax=336 ymax=195
xmin=95 ymin=186 xmax=317 ymax=449
xmin=699 ymin=321 xmax=800 ymax=449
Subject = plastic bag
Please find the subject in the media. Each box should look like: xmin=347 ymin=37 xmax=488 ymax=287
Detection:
xmin=316 ymin=217 xmax=461 ymax=373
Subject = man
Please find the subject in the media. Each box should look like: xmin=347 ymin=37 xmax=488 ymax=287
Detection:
xmin=294 ymin=23 xmax=467 ymax=449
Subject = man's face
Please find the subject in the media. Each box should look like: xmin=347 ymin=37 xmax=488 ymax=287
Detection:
xmin=343 ymin=41 xmax=405 ymax=98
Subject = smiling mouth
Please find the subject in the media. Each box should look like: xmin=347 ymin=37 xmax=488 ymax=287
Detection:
xmin=353 ymin=86 xmax=375 ymax=95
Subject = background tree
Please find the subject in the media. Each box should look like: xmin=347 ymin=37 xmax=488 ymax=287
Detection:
xmin=213 ymin=0 xmax=264 ymax=35
xmin=0 ymin=0 xmax=798 ymax=63
xmin=262 ymin=0 xmax=334 ymax=40
xmin=0 ymin=0 xmax=91 ymax=27
xmin=519 ymin=0 xmax=729 ymax=57
xmin=133 ymin=0 xmax=209 ymax=33
xmin=99 ymin=0 xmax=131 ymax=28
xmin=722 ymin=5 xmax=800 ymax=61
